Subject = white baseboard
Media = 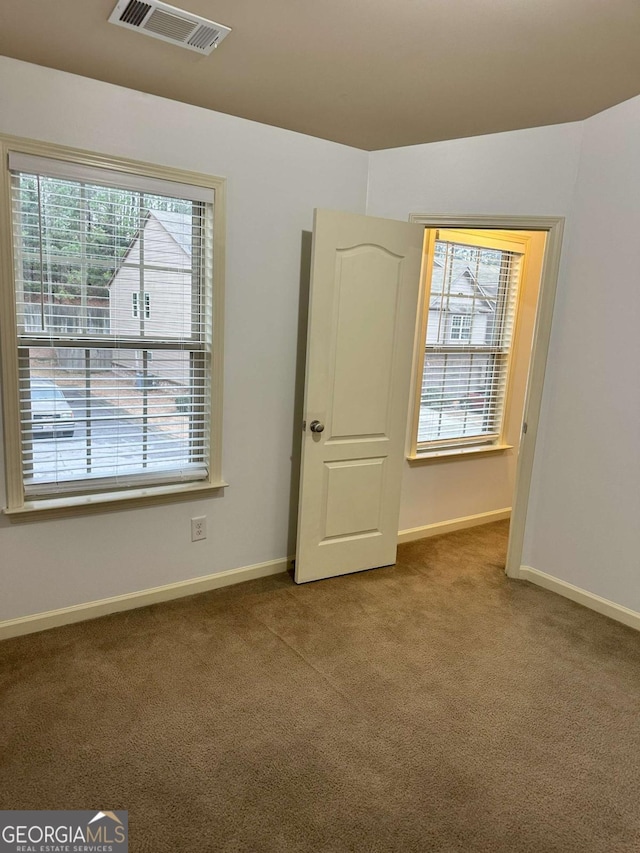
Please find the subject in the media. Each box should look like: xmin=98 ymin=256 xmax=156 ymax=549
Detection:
xmin=520 ymin=566 xmax=640 ymax=632
xmin=0 ymin=557 xmax=290 ymax=641
xmin=397 ymin=508 xmax=511 ymax=544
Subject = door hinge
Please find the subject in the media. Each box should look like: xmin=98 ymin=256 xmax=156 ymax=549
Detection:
xmin=522 ymin=421 xmax=528 ymax=435
xmin=303 ymin=420 xmax=306 ymax=431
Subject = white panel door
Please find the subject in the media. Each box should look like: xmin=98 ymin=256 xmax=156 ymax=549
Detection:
xmin=295 ymin=209 xmax=425 ymax=583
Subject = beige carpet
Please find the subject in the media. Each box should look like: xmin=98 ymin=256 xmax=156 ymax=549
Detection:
xmin=2 ymin=521 xmax=640 ymax=852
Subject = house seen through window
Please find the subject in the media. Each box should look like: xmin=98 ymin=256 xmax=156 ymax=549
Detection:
xmin=5 ymin=151 xmax=219 ymax=504
xmin=416 ymin=231 xmax=523 ymax=452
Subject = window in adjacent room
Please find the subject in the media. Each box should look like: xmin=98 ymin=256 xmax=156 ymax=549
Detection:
xmin=411 ymin=229 xmax=527 ymax=455
xmin=0 ymin=141 xmax=226 ymax=516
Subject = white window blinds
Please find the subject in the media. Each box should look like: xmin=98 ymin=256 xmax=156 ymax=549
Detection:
xmin=418 ymin=236 xmax=522 ymax=450
xmin=10 ymin=157 xmax=215 ymax=498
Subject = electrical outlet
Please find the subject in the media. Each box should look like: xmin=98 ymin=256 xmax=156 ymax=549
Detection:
xmin=191 ymin=516 xmax=207 ymax=541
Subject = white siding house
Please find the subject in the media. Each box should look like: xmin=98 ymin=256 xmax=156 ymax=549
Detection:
xmin=109 ymin=210 xmax=194 ymax=387
xmin=426 ymin=257 xmax=497 ymax=347
xmin=423 ymin=258 xmax=500 ymax=409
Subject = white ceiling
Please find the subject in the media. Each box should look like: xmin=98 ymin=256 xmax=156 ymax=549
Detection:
xmin=1 ymin=0 xmax=640 ymax=150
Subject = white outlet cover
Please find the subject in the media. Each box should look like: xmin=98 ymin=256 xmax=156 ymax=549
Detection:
xmin=191 ymin=516 xmax=207 ymax=541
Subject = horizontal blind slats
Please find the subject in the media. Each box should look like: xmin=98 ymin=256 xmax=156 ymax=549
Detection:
xmin=11 ymin=165 xmax=213 ymax=498
xmin=419 ymin=239 xmax=521 ymax=449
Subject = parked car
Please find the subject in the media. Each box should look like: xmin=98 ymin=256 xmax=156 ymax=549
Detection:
xmin=28 ymin=380 xmax=75 ymax=438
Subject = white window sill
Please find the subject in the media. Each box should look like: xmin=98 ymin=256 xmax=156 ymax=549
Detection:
xmin=3 ymin=479 xmax=229 ymax=522
xmin=408 ymin=444 xmax=513 ymax=464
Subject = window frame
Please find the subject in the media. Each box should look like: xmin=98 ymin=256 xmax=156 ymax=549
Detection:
xmin=131 ymin=291 xmax=151 ymax=319
xmin=408 ymin=226 xmax=531 ymax=461
xmin=0 ymin=134 xmax=227 ymax=520
xmin=449 ymin=314 xmax=472 ymax=342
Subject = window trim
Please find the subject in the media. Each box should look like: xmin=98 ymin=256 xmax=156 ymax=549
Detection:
xmin=0 ymin=134 xmax=227 ymax=519
xmin=408 ymin=225 xmax=531 ymax=460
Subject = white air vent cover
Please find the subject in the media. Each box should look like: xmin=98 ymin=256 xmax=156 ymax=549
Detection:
xmin=109 ymin=0 xmax=231 ymax=55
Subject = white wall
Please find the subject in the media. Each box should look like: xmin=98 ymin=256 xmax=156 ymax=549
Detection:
xmin=366 ymin=123 xmax=584 ymax=531
xmin=0 ymin=58 xmax=369 ymax=621
xmin=366 ymin=123 xmax=584 ymax=222
xmin=368 ymin=105 xmax=640 ymax=615
xmin=2 ymin=55 xmax=638 ymax=623
xmin=522 ymin=96 xmax=640 ymax=611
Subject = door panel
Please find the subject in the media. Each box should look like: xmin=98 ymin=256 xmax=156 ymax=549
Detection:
xmin=295 ymin=209 xmax=424 ymax=583
xmin=330 ymin=245 xmax=400 ymax=439
xmin=322 ymin=457 xmax=386 ymax=540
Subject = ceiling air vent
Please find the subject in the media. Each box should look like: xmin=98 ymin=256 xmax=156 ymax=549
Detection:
xmin=109 ymin=0 xmax=231 ymax=55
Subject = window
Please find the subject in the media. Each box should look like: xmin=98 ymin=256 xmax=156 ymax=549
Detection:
xmin=0 ymin=141 xmax=226 ymax=516
xmin=412 ymin=229 xmax=524 ymax=454
xmin=449 ymin=314 xmax=471 ymax=342
xmin=132 ymin=291 xmax=151 ymax=319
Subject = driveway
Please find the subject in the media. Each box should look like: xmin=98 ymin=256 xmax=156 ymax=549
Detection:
xmin=26 ymin=393 xmax=191 ymax=485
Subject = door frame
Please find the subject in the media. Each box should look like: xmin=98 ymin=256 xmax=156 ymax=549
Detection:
xmin=408 ymin=214 xmax=565 ymax=578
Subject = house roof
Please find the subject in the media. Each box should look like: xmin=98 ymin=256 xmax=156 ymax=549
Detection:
xmin=150 ymin=211 xmax=192 ymax=258
xmin=430 ymin=259 xmax=499 ymax=313
xmin=107 ymin=210 xmax=192 ymax=288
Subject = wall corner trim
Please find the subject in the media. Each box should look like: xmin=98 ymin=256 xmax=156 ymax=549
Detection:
xmin=398 ymin=508 xmax=511 ymax=544
xmin=0 ymin=557 xmax=290 ymax=641
xmin=520 ymin=566 xmax=640 ymax=632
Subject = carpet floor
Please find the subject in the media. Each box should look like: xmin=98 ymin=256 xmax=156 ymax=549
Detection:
xmin=2 ymin=521 xmax=640 ymax=852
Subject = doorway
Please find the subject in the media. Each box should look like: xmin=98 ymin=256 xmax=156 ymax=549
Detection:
xmin=292 ymin=210 xmax=563 ymax=583
xmin=406 ymin=215 xmax=564 ymax=578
